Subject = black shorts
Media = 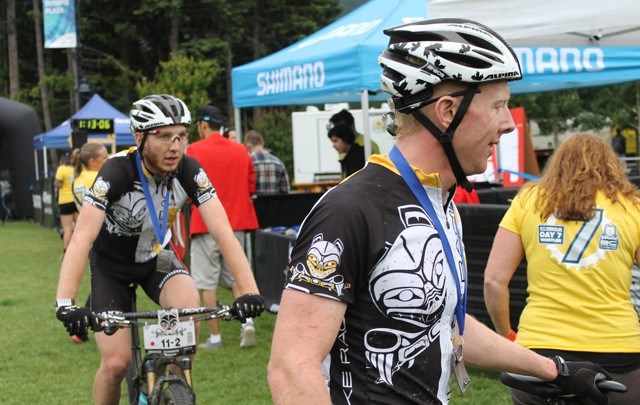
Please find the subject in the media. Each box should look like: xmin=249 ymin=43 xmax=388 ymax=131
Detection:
xmin=58 ymin=202 xmax=78 ymax=215
xmin=89 ymin=248 xmax=189 ymax=314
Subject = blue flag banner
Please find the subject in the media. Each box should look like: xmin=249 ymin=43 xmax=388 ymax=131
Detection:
xmin=43 ymin=0 xmax=77 ymax=49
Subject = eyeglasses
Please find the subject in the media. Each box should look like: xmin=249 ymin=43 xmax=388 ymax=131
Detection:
xmin=145 ymin=129 xmax=189 ymax=144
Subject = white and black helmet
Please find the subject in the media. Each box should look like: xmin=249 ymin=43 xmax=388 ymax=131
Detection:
xmin=379 ymin=18 xmax=522 ymax=112
xmin=379 ymin=19 xmax=522 ymax=192
xmin=129 ymin=94 xmax=191 ymax=133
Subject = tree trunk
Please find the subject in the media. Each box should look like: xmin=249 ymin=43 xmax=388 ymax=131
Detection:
xmin=7 ymin=0 xmax=19 ymax=98
xmin=225 ymin=42 xmax=234 ymax=124
xmin=68 ymin=49 xmax=78 ymax=113
xmin=32 ymin=0 xmax=52 ymax=131
xmin=251 ymin=1 xmax=262 ymax=122
xmin=169 ymin=16 xmax=179 ymax=54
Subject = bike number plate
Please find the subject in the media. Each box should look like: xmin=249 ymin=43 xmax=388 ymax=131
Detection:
xmin=143 ymin=319 xmax=196 ymax=354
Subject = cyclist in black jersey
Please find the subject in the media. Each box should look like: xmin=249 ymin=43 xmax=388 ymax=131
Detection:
xmin=268 ymin=19 xmax=612 ymax=405
xmin=54 ymin=94 xmax=264 ymax=404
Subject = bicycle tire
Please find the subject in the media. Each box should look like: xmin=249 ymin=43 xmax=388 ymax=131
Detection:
xmin=126 ymin=363 xmax=141 ymax=405
xmin=158 ymin=380 xmax=193 ymax=405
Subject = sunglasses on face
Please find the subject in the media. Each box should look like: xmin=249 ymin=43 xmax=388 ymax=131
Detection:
xmin=145 ymin=129 xmax=189 ymax=144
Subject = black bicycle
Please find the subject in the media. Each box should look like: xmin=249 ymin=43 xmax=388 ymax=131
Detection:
xmin=97 ymin=285 xmax=238 ymax=405
xmin=500 ymin=372 xmax=627 ymax=405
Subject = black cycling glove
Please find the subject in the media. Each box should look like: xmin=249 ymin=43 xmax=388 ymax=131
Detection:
xmin=232 ymin=294 xmax=265 ymax=322
xmin=550 ymin=355 xmax=612 ymax=405
xmin=56 ymin=305 xmax=101 ymax=337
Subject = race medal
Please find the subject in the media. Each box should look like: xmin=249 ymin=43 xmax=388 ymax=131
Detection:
xmin=452 ymin=337 xmax=471 ymax=394
xmin=156 ymin=249 xmax=174 ymax=273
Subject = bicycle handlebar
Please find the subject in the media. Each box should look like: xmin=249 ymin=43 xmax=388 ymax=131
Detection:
xmin=500 ymin=372 xmax=627 ymax=398
xmin=95 ymin=304 xmax=238 ymax=334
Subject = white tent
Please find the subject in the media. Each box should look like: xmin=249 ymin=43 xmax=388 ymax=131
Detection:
xmin=429 ymin=0 xmax=640 ymax=131
xmin=429 ymin=0 xmax=640 ymax=94
xmin=429 ymin=0 xmax=640 ymax=46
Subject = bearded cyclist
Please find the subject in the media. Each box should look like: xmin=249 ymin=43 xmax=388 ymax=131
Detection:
xmin=55 ymin=94 xmax=264 ymax=404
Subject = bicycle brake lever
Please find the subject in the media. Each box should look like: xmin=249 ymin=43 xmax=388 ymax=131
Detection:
xmin=102 ymin=323 xmax=119 ymax=336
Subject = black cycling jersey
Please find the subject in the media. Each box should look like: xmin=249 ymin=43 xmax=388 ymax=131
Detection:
xmin=84 ymin=147 xmax=216 ymax=265
xmin=286 ymin=157 xmax=467 ymax=404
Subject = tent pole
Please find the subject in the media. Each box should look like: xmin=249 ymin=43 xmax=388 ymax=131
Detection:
xmin=234 ymin=108 xmax=242 ymax=142
xmin=34 ymin=150 xmax=39 ymax=181
xmin=360 ymin=91 xmax=372 ymax=159
xmin=43 ymin=147 xmax=48 ymax=178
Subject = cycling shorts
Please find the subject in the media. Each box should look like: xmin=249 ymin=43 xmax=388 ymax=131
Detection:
xmin=89 ymin=248 xmax=189 ymax=314
xmin=58 ymin=202 xmax=78 ymax=215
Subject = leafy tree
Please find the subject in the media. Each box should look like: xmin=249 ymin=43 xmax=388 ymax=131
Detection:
xmin=511 ymin=82 xmax=640 ymax=135
xmin=135 ymin=52 xmax=221 ymax=142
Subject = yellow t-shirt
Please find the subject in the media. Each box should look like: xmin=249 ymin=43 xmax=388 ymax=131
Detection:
xmin=501 ymin=187 xmax=640 ymax=352
xmin=72 ymin=169 xmax=99 ymax=211
xmin=55 ymin=165 xmax=75 ymax=205
xmin=355 ymin=133 xmax=380 ymax=154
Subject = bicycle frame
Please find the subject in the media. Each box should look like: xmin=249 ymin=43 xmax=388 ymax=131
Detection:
xmin=98 ymin=283 xmax=236 ymax=405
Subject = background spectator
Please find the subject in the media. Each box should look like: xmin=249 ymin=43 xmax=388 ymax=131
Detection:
xmin=188 ymin=105 xmax=260 ymax=349
xmin=329 ymin=109 xmax=380 ymax=155
xmin=223 ymin=127 xmax=237 ymax=142
xmin=244 ymin=130 xmax=290 ymax=195
xmin=327 ymin=123 xmax=365 ymax=179
xmin=484 ymin=133 xmax=640 ymax=404
xmin=54 ymin=148 xmax=79 ymax=255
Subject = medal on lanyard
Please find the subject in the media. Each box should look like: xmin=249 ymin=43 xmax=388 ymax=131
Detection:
xmin=389 ymin=146 xmax=470 ymax=393
xmin=135 ymin=153 xmax=174 ymax=272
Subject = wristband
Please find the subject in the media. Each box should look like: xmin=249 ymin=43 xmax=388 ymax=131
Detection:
xmin=55 ymin=298 xmax=75 ymax=308
xmin=507 ymin=330 xmax=517 ymax=341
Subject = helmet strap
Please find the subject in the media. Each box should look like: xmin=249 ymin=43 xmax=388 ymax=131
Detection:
xmin=138 ymin=134 xmax=148 ymax=155
xmin=411 ymin=85 xmax=479 ymax=192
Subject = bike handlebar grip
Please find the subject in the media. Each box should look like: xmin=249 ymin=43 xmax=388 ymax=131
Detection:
xmin=596 ymin=380 xmax=627 ymax=394
xmin=500 ymin=372 xmax=628 ymax=396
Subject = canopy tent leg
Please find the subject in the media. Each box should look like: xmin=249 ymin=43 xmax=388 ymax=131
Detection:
xmin=44 ymin=146 xmax=48 ymax=178
xmin=234 ymin=108 xmax=242 ymax=142
xmin=34 ymin=150 xmax=39 ymax=181
xmin=360 ymin=91 xmax=372 ymax=159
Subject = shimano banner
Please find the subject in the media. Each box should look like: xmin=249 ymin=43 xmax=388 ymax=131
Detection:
xmin=43 ymin=0 xmax=77 ymax=49
xmin=232 ymin=0 xmax=640 ymax=108
xmin=511 ymin=46 xmax=640 ymax=94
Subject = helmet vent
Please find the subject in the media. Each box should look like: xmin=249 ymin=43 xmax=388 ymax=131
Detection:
xmin=458 ymin=33 xmax=500 ymax=53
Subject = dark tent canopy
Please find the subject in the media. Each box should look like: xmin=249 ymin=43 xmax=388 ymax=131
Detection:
xmin=0 ymin=97 xmax=40 ymax=220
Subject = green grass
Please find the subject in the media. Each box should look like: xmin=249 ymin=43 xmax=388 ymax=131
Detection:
xmin=0 ymin=221 xmax=511 ymax=404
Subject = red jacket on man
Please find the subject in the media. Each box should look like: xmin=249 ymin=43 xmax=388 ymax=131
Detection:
xmin=186 ymin=133 xmax=258 ymax=234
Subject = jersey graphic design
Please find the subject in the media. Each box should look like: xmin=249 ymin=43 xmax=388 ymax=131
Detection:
xmin=544 ymin=208 xmax=610 ymax=270
xmin=599 ymin=224 xmax=619 ymax=250
xmin=193 ymin=168 xmax=214 ymax=205
xmin=105 ymin=181 xmax=148 ymax=237
xmin=366 ymin=205 xmax=447 ymax=386
xmin=290 ymin=233 xmax=349 ymax=296
xmin=87 ymin=177 xmax=111 ymax=210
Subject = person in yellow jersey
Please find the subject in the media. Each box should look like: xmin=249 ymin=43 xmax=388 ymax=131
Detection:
xmin=72 ymin=143 xmax=109 ymax=211
xmin=484 ymin=133 xmax=640 ymax=405
xmin=55 ymin=149 xmax=80 ymax=254
xmin=66 ymin=143 xmax=109 ymax=344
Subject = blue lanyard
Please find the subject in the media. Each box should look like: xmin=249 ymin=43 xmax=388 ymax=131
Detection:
xmin=135 ymin=153 xmax=171 ymax=244
xmin=389 ymin=146 xmax=468 ymax=334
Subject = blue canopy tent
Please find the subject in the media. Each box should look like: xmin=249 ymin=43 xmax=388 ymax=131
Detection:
xmin=33 ymin=93 xmax=134 ymax=178
xmin=231 ymin=0 xmax=427 ymax=157
xmin=232 ymin=0 xmax=640 ymax=154
xmin=232 ymin=0 xmax=426 ymax=108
